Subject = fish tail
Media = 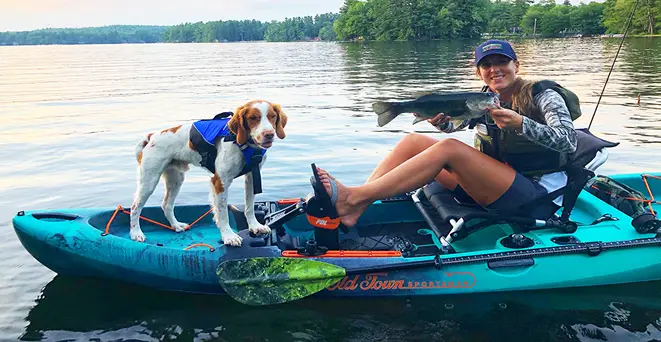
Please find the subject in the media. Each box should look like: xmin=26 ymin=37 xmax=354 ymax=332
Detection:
xmin=372 ymin=101 xmax=399 ymax=127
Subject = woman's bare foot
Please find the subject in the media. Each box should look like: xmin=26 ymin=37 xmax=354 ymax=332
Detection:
xmin=316 ymin=167 xmax=371 ymax=227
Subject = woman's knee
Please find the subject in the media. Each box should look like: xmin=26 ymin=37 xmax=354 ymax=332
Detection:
xmin=433 ymin=138 xmax=482 ymax=164
xmin=433 ymin=138 xmax=467 ymax=153
xmin=397 ymin=133 xmax=438 ymax=151
xmin=400 ymin=133 xmax=433 ymax=144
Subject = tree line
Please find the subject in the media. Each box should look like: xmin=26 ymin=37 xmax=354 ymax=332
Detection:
xmin=0 ymin=25 xmax=166 ymax=46
xmin=333 ymin=0 xmax=609 ymax=40
xmin=0 ymin=0 xmax=659 ymax=46
xmin=162 ymin=13 xmax=338 ymax=43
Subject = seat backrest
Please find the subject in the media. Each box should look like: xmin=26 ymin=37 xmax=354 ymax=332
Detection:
xmin=572 ymin=128 xmax=619 ymax=169
xmin=585 ymin=148 xmax=609 ymax=172
xmin=557 ymin=140 xmax=613 ymax=222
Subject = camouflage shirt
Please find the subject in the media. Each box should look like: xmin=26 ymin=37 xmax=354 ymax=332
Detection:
xmin=438 ymin=88 xmax=578 ymax=154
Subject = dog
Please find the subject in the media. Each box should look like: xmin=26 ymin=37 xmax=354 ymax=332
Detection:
xmin=130 ymin=100 xmax=288 ymax=247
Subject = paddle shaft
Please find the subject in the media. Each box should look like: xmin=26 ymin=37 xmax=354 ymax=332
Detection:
xmin=344 ymin=258 xmax=438 ymax=275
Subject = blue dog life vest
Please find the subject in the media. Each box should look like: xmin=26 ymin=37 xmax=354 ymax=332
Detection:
xmin=189 ymin=112 xmax=266 ymax=194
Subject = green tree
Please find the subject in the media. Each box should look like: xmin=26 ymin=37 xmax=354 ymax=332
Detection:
xmin=541 ymin=5 xmax=571 ymax=35
xmin=521 ymin=4 xmax=545 ymax=34
xmin=570 ymin=2 xmax=607 ymax=35
xmin=334 ymin=0 xmax=370 ymax=40
xmin=437 ymin=0 xmax=490 ymax=38
xmin=486 ymin=1 xmax=516 ymax=33
xmin=319 ymin=24 xmax=337 ymax=40
xmin=603 ymin=0 xmax=661 ymax=34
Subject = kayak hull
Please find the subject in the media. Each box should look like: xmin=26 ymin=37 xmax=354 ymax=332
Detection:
xmin=12 ymin=172 xmax=661 ymax=298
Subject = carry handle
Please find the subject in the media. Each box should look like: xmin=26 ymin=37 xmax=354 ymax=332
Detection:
xmin=30 ymin=212 xmax=79 ymax=221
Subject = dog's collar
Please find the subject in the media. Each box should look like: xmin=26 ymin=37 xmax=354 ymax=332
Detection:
xmin=236 ymin=140 xmax=265 ymax=151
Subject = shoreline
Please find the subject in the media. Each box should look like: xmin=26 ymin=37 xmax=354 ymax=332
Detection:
xmin=2 ymin=32 xmax=659 ymax=47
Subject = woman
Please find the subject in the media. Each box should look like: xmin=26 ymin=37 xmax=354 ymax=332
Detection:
xmin=316 ymin=39 xmax=578 ymax=228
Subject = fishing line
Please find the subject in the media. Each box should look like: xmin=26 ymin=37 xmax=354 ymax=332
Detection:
xmin=588 ymin=0 xmax=641 ymax=130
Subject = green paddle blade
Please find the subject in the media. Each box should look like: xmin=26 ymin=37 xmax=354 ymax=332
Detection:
xmin=216 ymin=257 xmax=347 ymax=306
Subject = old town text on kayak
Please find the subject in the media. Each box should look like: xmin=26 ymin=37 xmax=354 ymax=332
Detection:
xmin=326 ymin=272 xmax=476 ymax=291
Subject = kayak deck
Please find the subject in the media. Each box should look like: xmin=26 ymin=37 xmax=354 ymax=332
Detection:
xmin=83 ymin=201 xmax=443 ymax=257
xmin=11 ymin=169 xmax=661 ymax=300
xmin=90 ymin=205 xmax=225 ymax=251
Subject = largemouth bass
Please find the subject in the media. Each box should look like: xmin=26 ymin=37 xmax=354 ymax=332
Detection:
xmin=372 ymin=92 xmax=500 ymax=127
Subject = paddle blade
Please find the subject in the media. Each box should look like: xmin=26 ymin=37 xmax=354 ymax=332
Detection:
xmin=217 ymin=257 xmax=347 ymax=306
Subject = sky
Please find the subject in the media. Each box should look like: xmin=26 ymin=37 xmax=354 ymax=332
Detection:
xmin=0 ymin=0 xmax=603 ymax=32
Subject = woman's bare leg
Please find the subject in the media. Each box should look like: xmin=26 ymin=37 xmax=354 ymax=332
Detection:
xmin=365 ymin=133 xmax=459 ymax=190
xmin=317 ymin=138 xmax=515 ymax=227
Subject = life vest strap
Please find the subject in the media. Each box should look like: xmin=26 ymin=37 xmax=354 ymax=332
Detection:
xmin=189 ymin=113 xmax=266 ymax=195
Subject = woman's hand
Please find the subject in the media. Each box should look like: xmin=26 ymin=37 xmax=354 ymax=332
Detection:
xmin=489 ymin=107 xmax=524 ymax=130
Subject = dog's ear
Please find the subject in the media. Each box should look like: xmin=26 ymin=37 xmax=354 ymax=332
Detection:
xmin=229 ymin=105 xmax=248 ymax=145
xmin=273 ymin=104 xmax=288 ymax=139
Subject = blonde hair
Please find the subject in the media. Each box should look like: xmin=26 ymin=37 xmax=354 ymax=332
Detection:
xmin=510 ymin=77 xmax=544 ymax=123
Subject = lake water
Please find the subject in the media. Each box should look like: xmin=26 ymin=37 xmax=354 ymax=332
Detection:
xmin=2 ymin=38 xmax=661 ymax=341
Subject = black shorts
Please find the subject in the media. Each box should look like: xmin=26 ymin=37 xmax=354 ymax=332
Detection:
xmin=452 ymin=172 xmax=559 ymax=220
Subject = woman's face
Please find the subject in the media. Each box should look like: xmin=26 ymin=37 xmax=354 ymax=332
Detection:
xmin=476 ymin=54 xmax=519 ymax=92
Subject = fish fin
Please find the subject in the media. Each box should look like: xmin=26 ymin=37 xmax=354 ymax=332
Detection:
xmin=411 ymin=116 xmax=427 ymax=125
xmin=372 ymin=101 xmax=399 ymax=127
xmin=412 ymin=91 xmax=432 ymax=99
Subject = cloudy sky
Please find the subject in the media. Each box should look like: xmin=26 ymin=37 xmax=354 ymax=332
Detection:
xmin=0 ymin=0 xmax=603 ymax=32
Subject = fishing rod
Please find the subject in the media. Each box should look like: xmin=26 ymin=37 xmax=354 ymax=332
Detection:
xmin=588 ymin=0 xmax=641 ymax=130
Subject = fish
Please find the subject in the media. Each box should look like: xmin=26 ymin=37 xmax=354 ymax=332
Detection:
xmin=371 ymin=91 xmax=500 ymax=127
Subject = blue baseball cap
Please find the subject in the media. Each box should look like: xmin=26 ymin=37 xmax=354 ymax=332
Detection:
xmin=474 ymin=39 xmax=517 ymax=66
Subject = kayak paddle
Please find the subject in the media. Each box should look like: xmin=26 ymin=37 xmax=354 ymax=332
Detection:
xmin=216 ymin=256 xmax=438 ymax=306
xmin=216 ymin=257 xmax=347 ymax=306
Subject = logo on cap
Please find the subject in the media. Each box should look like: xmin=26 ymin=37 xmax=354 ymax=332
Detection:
xmin=482 ymin=43 xmax=503 ymax=53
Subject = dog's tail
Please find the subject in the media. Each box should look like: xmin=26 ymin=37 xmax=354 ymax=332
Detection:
xmin=135 ymin=133 xmax=153 ymax=164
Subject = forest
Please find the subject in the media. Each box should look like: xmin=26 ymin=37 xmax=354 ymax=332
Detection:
xmin=0 ymin=0 xmax=658 ymax=45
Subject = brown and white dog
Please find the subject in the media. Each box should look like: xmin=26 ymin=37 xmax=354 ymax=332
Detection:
xmin=130 ymin=100 xmax=288 ymax=247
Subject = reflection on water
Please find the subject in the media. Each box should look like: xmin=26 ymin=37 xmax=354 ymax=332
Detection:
xmin=19 ymin=276 xmax=661 ymax=341
xmin=1 ymin=38 xmax=661 ymax=340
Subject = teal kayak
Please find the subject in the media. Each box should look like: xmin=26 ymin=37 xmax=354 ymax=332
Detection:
xmin=12 ymin=165 xmax=661 ymax=300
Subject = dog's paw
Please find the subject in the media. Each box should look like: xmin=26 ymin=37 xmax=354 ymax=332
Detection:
xmin=130 ymin=229 xmax=146 ymax=242
xmin=249 ymin=224 xmax=271 ymax=235
xmin=172 ymin=222 xmax=189 ymax=233
xmin=221 ymin=230 xmax=243 ymax=247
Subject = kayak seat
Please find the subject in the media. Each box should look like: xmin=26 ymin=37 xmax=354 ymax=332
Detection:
xmin=423 ymin=182 xmax=483 ymax=224
xmin=414 ymin=128 xmax=619 ymax=246
xmin=417 ymin=161 xmax=600 ymax=244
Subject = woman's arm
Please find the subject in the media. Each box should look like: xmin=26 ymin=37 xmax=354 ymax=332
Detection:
xmin=520 ymin=88 xmax=577 ymax=153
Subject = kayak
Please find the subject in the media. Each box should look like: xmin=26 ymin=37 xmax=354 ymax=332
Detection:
xmin=11 ymin=152 xmax=661 ymax=305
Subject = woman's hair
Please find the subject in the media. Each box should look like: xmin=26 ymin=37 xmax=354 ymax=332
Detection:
xmin=510 ymin=76 xmax=544 ymax=123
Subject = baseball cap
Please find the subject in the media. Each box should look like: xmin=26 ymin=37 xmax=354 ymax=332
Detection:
xmin=474 ymin=39 xmax=517 ymax=66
